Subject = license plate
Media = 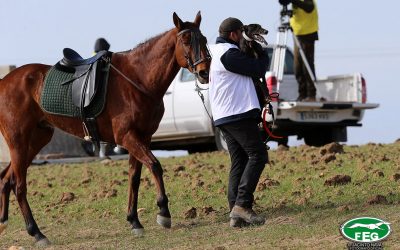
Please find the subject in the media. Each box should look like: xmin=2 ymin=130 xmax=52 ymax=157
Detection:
xmin=298 ymin=111 xmax=330 ymax=121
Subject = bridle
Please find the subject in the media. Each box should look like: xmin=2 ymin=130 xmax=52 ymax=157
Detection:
xmin=177 ymin=28 xmax=211 ymax=78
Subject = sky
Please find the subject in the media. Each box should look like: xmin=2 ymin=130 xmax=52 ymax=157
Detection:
xmin=0 ymin=0 xmax=399 ymax=148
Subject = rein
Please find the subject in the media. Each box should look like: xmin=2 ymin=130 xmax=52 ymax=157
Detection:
xmin=261 ymin=92 xmax=286 ymax=142
xmin=103 ymin=28 xmax=211 ymax=100
xmin=101 ymin=56 xmax=155 ymax=99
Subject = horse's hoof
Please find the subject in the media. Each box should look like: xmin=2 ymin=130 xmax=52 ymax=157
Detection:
xmin=35 ymin=237 xmax=51 ymax=248
xmin=0 ymin=221 xmax=7 ymax=235
xmin=157 ymin=214 xmax=171 ymax=228
xmin=132 ymin=228 xmax=145 ymax=237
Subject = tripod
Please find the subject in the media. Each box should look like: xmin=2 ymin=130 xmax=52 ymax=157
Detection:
xmin=272 ymin=6 xmax=317 ymax=94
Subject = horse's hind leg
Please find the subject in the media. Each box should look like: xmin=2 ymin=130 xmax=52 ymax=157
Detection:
xmin=7 ymin=122 xmax=54 ymax=246
xmin=126 ymin=156 xmax=144 ymax=236
xmin=0 ymin=164 xmax=12 ymax=234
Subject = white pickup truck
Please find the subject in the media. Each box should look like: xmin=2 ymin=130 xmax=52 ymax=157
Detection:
xmin=151 ymin=45 xmax=379 ymax=152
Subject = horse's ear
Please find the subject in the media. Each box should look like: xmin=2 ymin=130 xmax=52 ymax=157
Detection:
xmin=194 ymin=11 xmax=202 ymax=27
xmin=173 ymin=12 xmax=184 ymax=30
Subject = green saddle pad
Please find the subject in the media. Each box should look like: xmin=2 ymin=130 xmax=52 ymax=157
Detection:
xmin=40 ymin=64 xmax=109 ymax=118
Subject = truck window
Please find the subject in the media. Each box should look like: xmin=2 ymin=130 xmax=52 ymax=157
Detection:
xmin=265 ymin=47 xmax=294 ymax=75
xmin=181 ymin=68 xmax=196 ymax=82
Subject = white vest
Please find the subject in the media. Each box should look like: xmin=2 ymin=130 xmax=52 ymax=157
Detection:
xmin=209 ymin=43 xmax=260 ymax=122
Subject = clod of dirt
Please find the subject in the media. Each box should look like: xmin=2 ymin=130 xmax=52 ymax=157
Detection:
xmin=214 ymin=247 xmax=227 ymax=250
xmin=291 ymin=191 xmax=301 ymax=196
xmin=100 ymin=211 xmax=112 ymax=218
xmin=337 ymin=205 xmax=351 ymax=212
xmin=373 ymin=170 xmax=384 ymax=178
xmin=31 ymin=191 xmax=44 ymax=198
xmin=110 ymin=180 xmax=122 ymax=186
xmin=192 ymin=179 xmax=204 ymax=188
xmin=101 ymin=159 xmax=112 ymax=165
xmin=378 ymin=155 xmax=390 ymax=162
xmin=321 ymin=153 xmax=336 ymax=163
xmin=81 ymin=178 xmax=91 ymax=184
xmin=295 ymin=197 xmax=308 ymax=206
xmin=141 ymin=177 xmax=152 ymax=188
xmin=390 ymin=173 xmax=400 ymax=182
xmin=173 ymin=165 xmax=185 ymax=173
xmin=366 ymin=195 xmax=388 ymax=205
xmin=257 ymin=177 xmax=280 ymax=191
xmin=60 ymin=192 xmax=75 ymax=203
xmin=320 ymin=142 xmax=344 ymax=156
xmin=295 ymin=177 xmax=306 ymax=183
xmin=201 ymin=206 xmax=216 ymax=215
xmin=324 ymin=175 xmax=351 ymax=186
xmin=105 ymin=189 xmax=118 ymax=198
xmin=184 ymin=207 xmax=197 ymax=219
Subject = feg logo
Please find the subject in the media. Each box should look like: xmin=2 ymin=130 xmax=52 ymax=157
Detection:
xmin=340 ymin=217 xmax=391 ymax=242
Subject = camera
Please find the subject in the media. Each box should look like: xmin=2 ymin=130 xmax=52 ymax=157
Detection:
xmin=279 ymin=0 xmax=292 ymax=5
xmin=279 ymin=0 xmax=293 ymax=17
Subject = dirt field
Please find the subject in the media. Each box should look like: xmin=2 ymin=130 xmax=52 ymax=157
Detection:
xmin=1 ymin=142 xmax=400 ymax=249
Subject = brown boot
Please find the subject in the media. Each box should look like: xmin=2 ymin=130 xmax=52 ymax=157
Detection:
xmin=229 ymin=205 xmax=265 ymax=226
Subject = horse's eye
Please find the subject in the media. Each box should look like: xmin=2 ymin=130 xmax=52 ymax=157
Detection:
xmin=181 ymin=34 xmax=191 ymax=45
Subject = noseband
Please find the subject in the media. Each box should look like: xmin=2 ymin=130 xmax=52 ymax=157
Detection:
xmin=177 ymin=28 xmax=211 ymax=74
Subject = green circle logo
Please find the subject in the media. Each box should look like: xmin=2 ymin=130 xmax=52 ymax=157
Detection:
xmin=340 ymin=217 xmax=391 ymax=242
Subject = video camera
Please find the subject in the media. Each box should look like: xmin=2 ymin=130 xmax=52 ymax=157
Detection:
xmin=279 ymin=0 xmax=291 ymax=5
xmin=279 ymin=0 xmax=293 ymax=17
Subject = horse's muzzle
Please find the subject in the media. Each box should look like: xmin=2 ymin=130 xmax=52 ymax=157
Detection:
xmin=196 ymin=70 xmax=209 ymax=84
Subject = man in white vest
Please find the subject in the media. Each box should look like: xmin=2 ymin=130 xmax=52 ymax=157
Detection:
xmin=209 ymin=17 xmax=269 ymax=227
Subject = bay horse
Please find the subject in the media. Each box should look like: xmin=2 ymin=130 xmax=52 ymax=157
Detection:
xmin=0 ymin=12 xmax=210 ymax=246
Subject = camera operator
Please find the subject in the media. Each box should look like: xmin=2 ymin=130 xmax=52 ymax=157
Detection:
xmin=209 ymin=17 xmax=269 ymax=227
xmin=280 ymin=0 xmax=319 ymax=102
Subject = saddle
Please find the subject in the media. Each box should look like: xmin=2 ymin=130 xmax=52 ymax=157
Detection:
xmin=58 ymin=48 xmax=111 ymax=149
xmin=59 ymin=48 xmax=108 ymax=108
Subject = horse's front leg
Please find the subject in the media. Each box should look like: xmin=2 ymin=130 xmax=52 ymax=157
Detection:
xmin=150 ymin=159 xmax=171 ymax=228
xmin=127 ymin=155 xmax=144 ymax=236
xmin=123 ymin=133 xmax=171 ymax=229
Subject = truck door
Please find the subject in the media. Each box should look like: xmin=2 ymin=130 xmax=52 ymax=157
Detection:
xmin=155 ymin=79 xmax=177 ymax=135
xmin=173 ymin=68 xmax=212 ymax=135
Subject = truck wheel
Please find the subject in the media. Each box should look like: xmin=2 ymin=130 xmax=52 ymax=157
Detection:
xmin=215 ymin=128 xmax=228 ymax=151
xmin=304 ymin=128 xmax=334 ymax=147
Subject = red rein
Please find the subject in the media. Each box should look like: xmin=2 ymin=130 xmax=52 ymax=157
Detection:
xmin=262 ymin=108 xmax=285 ymax=139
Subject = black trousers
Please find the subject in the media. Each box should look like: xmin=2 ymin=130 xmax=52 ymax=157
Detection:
xmin=294 ymin=37 xmax=316 ymax=99
xmin=219 ymin=118 xmax=268 ymax=209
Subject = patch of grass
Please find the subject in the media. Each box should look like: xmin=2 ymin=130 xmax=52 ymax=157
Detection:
xmin=1 ymin=142 xmax=400 ymax=249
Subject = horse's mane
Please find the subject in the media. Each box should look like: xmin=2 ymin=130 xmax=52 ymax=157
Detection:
xmin=127 ymin=30 xmax=170 ymax=56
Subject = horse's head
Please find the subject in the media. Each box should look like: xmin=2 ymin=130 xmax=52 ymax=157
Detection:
xmin=173 ymin=11 xmax=211 ymax=84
